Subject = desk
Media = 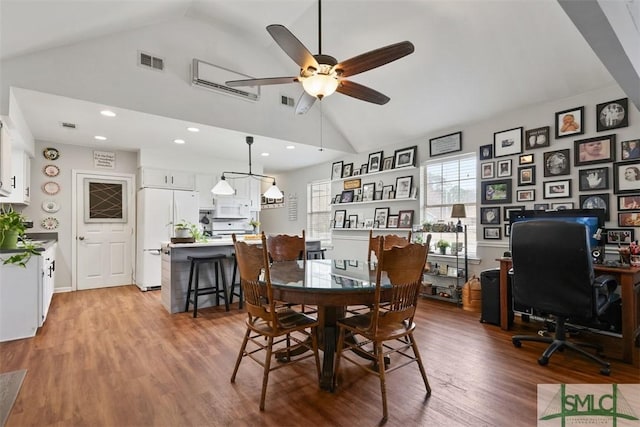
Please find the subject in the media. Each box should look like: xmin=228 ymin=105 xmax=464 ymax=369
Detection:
xmin=497 ymin=258 xmax=640 ymax=367
xmin=269 ymin=259 xmax=388 ymax=391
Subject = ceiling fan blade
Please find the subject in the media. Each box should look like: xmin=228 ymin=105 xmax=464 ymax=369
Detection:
xmin=334 ymin=41 xmax=415 ymax=78
xmin=267 ymin=24 xmax=319 ymax=72
xmin=336 ymin=80 xmax=390 ymax=105
xmin=295 ymin=91 xmax=317 ymax=115
xmin=226 ymin=76 xmax=298 ymax=87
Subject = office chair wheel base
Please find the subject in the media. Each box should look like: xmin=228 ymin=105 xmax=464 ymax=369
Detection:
xmin=600 ymin=367 xmax=611 ymax=376
xmin=537 ymin=356 xmax=549 ymax=366
xmin=512 ymin=339 xmax=522 ymax=348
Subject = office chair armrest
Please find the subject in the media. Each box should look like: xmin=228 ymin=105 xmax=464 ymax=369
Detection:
xmin=593 ymin=274 xmax=618 ymax=302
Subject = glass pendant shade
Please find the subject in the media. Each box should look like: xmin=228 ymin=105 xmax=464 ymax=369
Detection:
xmin=302 ymin=74 xmax=339 ymax=98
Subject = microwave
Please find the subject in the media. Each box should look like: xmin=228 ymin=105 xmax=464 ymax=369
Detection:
xmin=212 ymin=197 xmax=250 ymax=219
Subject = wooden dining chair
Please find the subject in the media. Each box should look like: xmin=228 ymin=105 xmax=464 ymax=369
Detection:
xmin=266 ymin=230 xmax=306 ymax=262
xmin=367 ymin=229 xmax=412 ymax=262
xmin=230 ymin=233 xmax=321 ymax=411
xmin=334 ymin=238 xmax=431 ymax=421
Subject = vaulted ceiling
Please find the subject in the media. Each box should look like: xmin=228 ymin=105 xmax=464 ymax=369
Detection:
xmin=1 ymin=0 xmax=637 ymax=173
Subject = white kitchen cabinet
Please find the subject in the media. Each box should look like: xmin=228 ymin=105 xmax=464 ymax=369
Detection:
xmin=138 ymin=167 xmax=195 ymax=190
xmin=0 ymin=121 xmax=11 ymax=197
xmin=230 ymin=177 xmax=261 ymax=211
xmin=0 ymin=242 xmax=57 ymax=342
xmin=4 ymin=147 xmax=31 ymax=204
xmin=195 ymin=173 xmax=217 ymax=209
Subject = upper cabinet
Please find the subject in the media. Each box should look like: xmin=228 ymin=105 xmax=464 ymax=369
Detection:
xmin=0 ymin=121 xmax=11 ymax=197
xmin=3 ymin=146 xmax=31 ymax=204
xmin=138 ymin=167 xmax=195 ymax=190
xmin=195 ymin=173 xmax=216 ymax=209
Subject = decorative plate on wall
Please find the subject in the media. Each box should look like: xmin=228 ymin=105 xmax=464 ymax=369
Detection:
xmin=41 ymin=217 xmax=59 ymax=230
xmin=43 ymin=164 xmax=60 ymax=177
xmin=43 ymin=147 xmax=60 ymax=160
xmin=42 ymin=181 xmax=60 ymax=195
xmin=42 ymin=200 xmax=60 ymax=213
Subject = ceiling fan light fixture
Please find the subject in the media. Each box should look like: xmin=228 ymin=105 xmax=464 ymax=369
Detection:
xmin=302 ymin=73 xmax=338 ymax=99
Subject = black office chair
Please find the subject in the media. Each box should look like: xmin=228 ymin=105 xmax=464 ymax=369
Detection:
xmin=510 ymin=220 xmax=619 ymax=375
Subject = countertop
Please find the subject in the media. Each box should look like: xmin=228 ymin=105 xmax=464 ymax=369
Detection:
xmin=0 ymin=233 xmax=58 ymax=254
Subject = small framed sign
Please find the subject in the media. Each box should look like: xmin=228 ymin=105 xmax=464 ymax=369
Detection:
xmin=429 ymin=131 xmax=462 ymax=157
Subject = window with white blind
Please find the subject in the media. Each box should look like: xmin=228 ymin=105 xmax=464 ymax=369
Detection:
xmin=422 ymin=153 xmax=477 ymax=256
xmin=307 ymin=180 xmax=332 ymax=243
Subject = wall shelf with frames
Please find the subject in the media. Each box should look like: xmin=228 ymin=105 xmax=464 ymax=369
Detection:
xmin=331 ymin=165 xmax=416 ymax=183
xmin=331 ymin=197 xmax=417 ymax=207
xmin=331 ymin=227 xmax=413 ymax=232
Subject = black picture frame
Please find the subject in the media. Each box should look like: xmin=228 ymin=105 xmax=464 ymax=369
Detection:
xmin=578 ymin=166 xmax=609 ymax=191
xmin=483 ymin=227 xmax=502 ymax=240
xmin=479 ymin=144 xmax=493 ymax=160
xmin=362 ymin=182 xmax=376 ymax=201
xmin=543 ymin=179 xmax=572 ymax=199
xmin=618 ymin=211 xmax=640 ymax=227
xmin=342 ymin=163 xmax=353 ymax=178
xmin=481 ymin=179 xmax=512 ymax=204
xmin=481 ymin=162 xmax=495 ymax=179
xmin=340 ymin=190 xmax=354 ymax=203
xmin=374 ymin=207 xmax=390 ymax=229
xmin=394 ymin=146 xmax=417 ymax=168
xmin=524 ymin=126 xmax=550 ymax=150
xmin=429 ymin=131 xmax=462 ymax=157
xmin=387 ymin=215 xmax=399 ymax=228
xmin=533 ymin=203 xmax=549 ymax=211
xmin=331 ymin=161 xmax=343 ymax=180
xmin=574 ymin=134 xmax=616 ymax=166
xmin=395 ymin=176 xmax=413 ymax=199
xmin=382 ymin=185 xmax=394 ymax=200
xmin=596 ymin=97 xmax=628 ymax=132
xmin=618 ymin=195 xmax=640 ymax=211
xmin=621 ymin=139 xmax=640 ymax=160
xmin=555 ymin=106 xmax=584 ymax=139
xmin=516 ymin=189 xmax=535 ymax=202
xmin=543 ymin=149 xmax=571 ymax=177
xmin=334 ymin=210 xmax=346 ymax=228
xmin=579 ymin=193 xmax=610 ymax=221
xmin=551 ymin=202 xmax=574 ymax=210
xmin=503 ymin=206 xmax=525 ymax=222
xmin=367 ymin=151 xmax=383 ymax=173
xmin=519 ymin=153 xmax=534 ymax=165
xmin=604 ymin=228 xmax=635 ymax=245
xmin=360 ymin=164 xmax=368 ymax=175
xmin=493 ymin=127 xmax=523 ymax=157
xmin=382 ymin=156 xmax=394 ymax=171
xmin=497 ymin=159 xmax=512 ymax=177
xmin=517 ymin=165 xmax=536 ymax=186
xmin=613 ymin=160 xmax=640 ymax=194
xmin=480 ymin=207 xmax=500 ymax=225
xmin=348 ymin=214 xmax=358 ymax=228
xmin=398 ymin=210 xmax=414 ymax=228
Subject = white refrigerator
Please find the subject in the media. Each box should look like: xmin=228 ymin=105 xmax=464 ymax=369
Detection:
xmin=136 ymin=188 xmax=199 ymax=290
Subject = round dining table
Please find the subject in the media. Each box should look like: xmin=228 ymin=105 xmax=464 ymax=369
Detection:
xmin=268 ymin=258 xmax=390 ymax=391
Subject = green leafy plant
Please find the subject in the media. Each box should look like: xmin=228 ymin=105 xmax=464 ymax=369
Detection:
xmin=0 ymin=205 xmax=40 ymax=266
xmin=436 ymin=239 xmax=450 ymax=249
xmin=249 ymin=219 xmax=260 ymax=228
xmin=173 ymin=220 xmax=205 ymax=242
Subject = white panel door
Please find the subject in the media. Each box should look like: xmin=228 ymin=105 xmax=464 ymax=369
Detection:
xmin=76 ymin=173 xmax=134 ymax=290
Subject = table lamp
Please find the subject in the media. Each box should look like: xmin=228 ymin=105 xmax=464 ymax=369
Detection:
xmin=451 ymin=204 xmax=466 ymax=232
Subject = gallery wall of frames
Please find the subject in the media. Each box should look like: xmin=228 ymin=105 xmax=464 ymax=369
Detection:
xmin=479 ymin=97 xmax=640 ymax=243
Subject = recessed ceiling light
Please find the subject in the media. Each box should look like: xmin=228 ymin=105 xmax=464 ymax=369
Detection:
xmin=261 ymin=152 xmax=269 ymax=157
xmin=100 ymin=110 xmax=116 ymax=117
xmin=187 ymin=127 xmax=200 ymax=132
xmin=94 ymin=135 xmax=107 ymax=141
xmin=174 ymin=139 xmax=185 ymax=144
xmin=286 ymin=145 xmax=295 ymax=149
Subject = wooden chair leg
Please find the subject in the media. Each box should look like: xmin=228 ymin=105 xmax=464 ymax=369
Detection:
xmin=311 ymin=327 xmax=321 ymax=381
xmin=333 ymin=327 xmax=346 ymax=389
xmin=260 ymin=336 xmax=274 ymax=411
xmin=231 ymin=328 xmax=250 ymax=383
xmin=376 ymin=342 xmax=388 ymax=421
xmin=409 ymin=333 xmax=431 ymax=396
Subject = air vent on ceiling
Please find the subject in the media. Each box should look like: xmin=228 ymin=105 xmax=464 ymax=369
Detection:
xmin=281 ymin=96 xmax=295 ymax=107
xmin=191 ymin=59 xmax=259 ymax=101
xmin=61 ymin=122 xmax=76 ymax=129
xmin=139 ymin=51 xmax=164 ymax=71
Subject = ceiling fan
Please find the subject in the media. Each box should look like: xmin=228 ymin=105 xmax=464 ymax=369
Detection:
xmin=225 ymin=0 xmax=414 ymax=115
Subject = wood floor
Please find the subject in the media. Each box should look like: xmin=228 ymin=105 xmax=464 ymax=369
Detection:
xmin=1 ymin=285 xmax=637 ymax=427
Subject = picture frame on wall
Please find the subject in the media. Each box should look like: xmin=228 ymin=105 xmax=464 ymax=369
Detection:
xmin=382 ymin=185 xmax=393 ymax=200
xmin=382 ymin=157 xmax=394 ymax=170
xmin=348 ymin=214 xmax=358 ymax=228
xmin=367 ymin=151 xmax=383 ymax=173
xmin=621 ymin=139 xmax=640 ymax=160
xmin=613 ymin=160 xmax=640 ymax=194
xmin=334 ymin=210 xmax=346 ymax=228
xmin=604 ymin=228 xmax=634 ymax=244
xmin=493 ymin=127 xmax=523 ymax=157
xmin=551 ymin=202 xmax=574 ymax=210
xmin=362 ymin=183 xmax=375 ymax=201
xmin=395 ymin=176 xmax=413 ymax=199
xmin=331 ymin=161 xmax=343 ymax=180
xmin=574 ymin=135 xmax=615 ymax=166
xmin=481 ymin=162 xmax=495 ymax=179
xmin=360 ymin=164 xmax=368 ymax=175
xmin=480 ymin=207 xmax=500 ymax=225
xmin=579 ymin=193 xmax=610 ymax=220
xmin=519 ymin=153 xmax=534 ymax=165
xmin=578 ymin=167 xmax=609 ymax=191
xmin=479 ymin=144 xmax=493 ymax=160
xmin=555 ymin=106 xmax=584 ymax=139
xmin=342 ymin=163 xmax=353 ymax=178
xmin=374 ymin=207 xmax=390 ymax=229
xmin=503 ymin=205 xmax=525 ymax=222
xmin=543 ymin=179 xmax=572 ymax=199
xmin=524 ymin=126 xmax=550 ymax=150
xmin=483 ymin=227 xmax=501 ymax=240
xmin=387 ymin=215 xmax=399 ymax=228
xmin=618 ymin=211 xmax=640 ymax=227
xmin=516 ymin=189 xmax=535 ymax=202
xmin=618 ymin=195 xmax=640 ymax=210
xmin=596 ymin=98 xmax=628 ymax=132
xmin=543 ymin=149 xmax=571 ymax=177
xmin=398 ymin=210 xmax=414 ymax=228
xmin=429 ymin=131 xmax=462 ymax=157
xmin=517 ymin=166 xmax=535 ymax=186
xmin=533 ymin=203 xmax=549 ymax=211
xmin=481 ymin=179 xmax=512 ymax=204
xmin=497 ymin=159 xmax=512 ymax=177
xmin=504 ymin=224 xmax=511 ymax=237
xmin=340 ymin=190 xmax=354 ymax=203
xmin=394 ymin=146 xmax=417 ymax=168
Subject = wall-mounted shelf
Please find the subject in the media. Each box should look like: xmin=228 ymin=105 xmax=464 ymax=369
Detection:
xmin=331 ymin=197 xmax=417 ymax=207
xmin=331 ymin=165 xmax=416 ymax=183
xmin=331 ymin=227 xmax=412 ymax=232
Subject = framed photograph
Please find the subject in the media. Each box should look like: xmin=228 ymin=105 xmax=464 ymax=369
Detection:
xmin=543 ymin=179 xmax=572 ymax=199
xmin=494 ymin=127 xmax=523 ymax=158
xmin=481 ymin=162 xmax=495 ymax=179
xmin=360 ymin=164 xmax=368 ymax=175
xmin=604 ymin=228 xmax=634 ymax=245
xmin=504 ymin=224 xmax=511 ymax=238
xmin=342 ymin=163 xmax=353 ymax=178
xmin=574 ymin=135 xmax=615 ymax=166
xmin=618 ymin=195 xmax=640 ymax=210
xmin=368 ymin=151 xmax=383 ymax=173
xmin=333 ymin=194 xmax=341 ymax=204
xmin=395 ymin=176 xmax=413 ymax=199
xmin=348 ymin=260 xmax=359 ymax=267
xmin=519 ymin=153 xmax=534 ymax=165
xmin=387 ymin=215 xmax=399 ymax=228
xmin=398 ymin=210 xmax=414 ymax=228
xmin=394 ymin=146 xmax=417 ymax=168
xmin=524 ymin=126 xmax=550 ymax=150
xmin=348 ymin=214 xmax=358 ymax=228
xmin=543 ymin=149 xmax=571 ymax=177
xmin=621 ymin=139 xmax=640 ymax=160
xmin=340 ymin=190 xmax=354 ymax=203
xmin=503 ymin=206 xmax=525 ymax=222
xmin=364 ymin=218 xmax=374 ymax=228
xmin=334 ymin=210 xmax=346 ymax=228
xmin=516 ymin=189 xmax=535 ymax=202
xmin=362 ymin=183 xmax=376 ymax=201
xmin=374 ymin=207 xmax=390 ymax=229
xmin=555 ymin=106 xmax=584 ymax=139
xmin=551 ymin=202 xmax=574 ymax=210
xmin=344 ymin=220 xmax=350 ymax=229
xmin=578 ymin=167 xmax=609 ymax=191
xmin=352 ymin=170 xmax=360 ymax=176
xmin=517 ymin=166 xmax=536 ymax=186
xmin=382 ymin=156 xmax=394 ymax=171
xmin=374 ymin=191 xmax=383 ymax=201
xmin=334 ymin=259 xmax=346 ymax=270
xmin=533 ymin=203 xmax=549 ymax=211
xmin=618 ymin=212 xmax=640 ymax=227
xmin=579 ymin=193 xmax=610 ymax=221
xmin=613 ymin=160 xmax=640 ymax=194
xmin=480 ymin=207 xmax=501 ymax=225
xmin=497 ymin=159 xmax=512 ymax=177
xmin=331 ymin=161 xmax=343 ymax=180
xmin=382 ymin=185 xmax=393 ymax=200
xmin=343 ymin=178 xmax=361 ymax=190
xmin=483 ymin=227 xmax=502 ymax=240
xmin=429 ymin=131 xmax=462 ymax=157
xmin=481 ymin=179 xmax=512 ymax=204
xmin=596 ymin=98 xmax=628 ymax=132
xmin=479 ymin=144 xmax=493 ymax=160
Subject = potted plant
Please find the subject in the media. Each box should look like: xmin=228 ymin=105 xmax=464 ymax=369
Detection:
xmin=436 ymin=239 xmax=450 ymax=255
xmin=249 ymin=219 xmax=260 ymax=234
xmin=0 ymin=205 xmax=40 ymax=266
xmin=173 ymin=221 xmax=205 ymax=242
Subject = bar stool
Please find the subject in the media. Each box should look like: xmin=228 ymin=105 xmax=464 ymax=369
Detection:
xmin=228 ymin=253 xmax=243 ymax=309
xmin=185 ymin=254 xmax=229 ymax=317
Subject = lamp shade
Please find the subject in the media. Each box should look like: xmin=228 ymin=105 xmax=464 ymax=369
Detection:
xmin=263 ymin=182 xmax=283 ymax=199
xmin=211 ymin=177 xmax=235 ymax=196
xmin=451 ymin=204 xmax=466 ymax=219
xmin=302 ymin=74 xmax=339 ymax=99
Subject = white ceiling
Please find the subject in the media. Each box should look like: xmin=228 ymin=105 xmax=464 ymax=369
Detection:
xmin=0 ymin=0 xmax=631 ymax=174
